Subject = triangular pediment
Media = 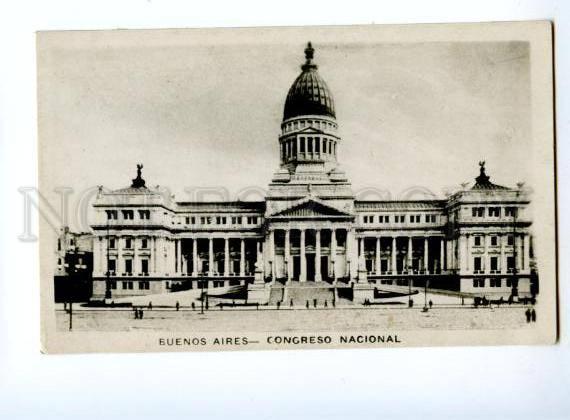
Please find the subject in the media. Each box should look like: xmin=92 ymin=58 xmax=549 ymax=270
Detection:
xmin=269 ymin=196 xmax=352 ymax=218
xmin=297 ymin=126 xmax=326 ymax=135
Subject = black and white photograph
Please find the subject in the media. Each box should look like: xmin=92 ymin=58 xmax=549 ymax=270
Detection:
xmin=37 ymin=22 xmax=556 ymax=353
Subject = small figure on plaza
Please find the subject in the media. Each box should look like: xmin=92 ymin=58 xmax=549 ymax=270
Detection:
xmin=525 ymin=308 xmax=531 ymax=323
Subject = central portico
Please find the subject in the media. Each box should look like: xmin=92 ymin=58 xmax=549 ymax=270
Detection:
xmin=262 ymin=42 xmax=358 ymax=286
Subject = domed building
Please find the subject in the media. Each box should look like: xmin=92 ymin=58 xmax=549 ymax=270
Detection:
xmin=82 ymin=42 xmax=536 ymax=305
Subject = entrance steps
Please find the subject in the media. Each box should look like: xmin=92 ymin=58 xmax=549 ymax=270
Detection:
xmin=282 ymin=285 xmax=336 ymax=307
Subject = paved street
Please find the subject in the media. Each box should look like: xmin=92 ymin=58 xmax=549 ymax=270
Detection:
xmin=56 ymin=302 xmax=535 ymax=332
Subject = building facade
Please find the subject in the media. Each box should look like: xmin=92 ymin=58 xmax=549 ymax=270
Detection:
xmin=86 ymin=43 xmax=535 ymax=303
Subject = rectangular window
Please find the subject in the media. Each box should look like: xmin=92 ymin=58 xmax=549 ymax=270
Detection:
xmin=108 ymin=259 xmax=116 ymax=273
xmin=490 ymin=236 xmax=498 ymax=246
xmin=472 ymin=207 xmax=484 ymax=217
xmin=315 ymin=137 xmax=320 ymax=153
xmin=125 ymin=238 xmax=132 ymax=249
xmin=507 ymin=235 xmax=514 ymax=246
xmin=507 ymin=256 xmax=515 ymax=271
xmin=109 ymin=238 xmax=116 ymax=249
xmin=138 ymin=210 xmax=150 ymax=220
xmin=141 ymin=259 xmax=149 ymax=274
xmin=425 ymin=214 xmax=436 ymax=223
xmin=138 ymin=281 xmax=150 ymax=290
xmin=300 ymin=138 xmax=306 ymax=153
xmin=384 ymin=215 xmax=390 ymax=223
xmin=488 ymin=207 xmax=501 ymax=217
xmin=474 ymin=236 xmax=482 ymax=246
xmin=307 ymin=137 xmax=313 ymax=153
xmin=473 ymin=257 xmax=482 ymax=272
xmin=141 ymin=238 xmax=148 ymax=249
xmin=505 ymin=207 xmax=518 ymax=217
xmin=122 ymin=210 xmax=134 ymax=220
xmin=490 ymin=278 xmax=502 ymax=287
xmin=110 ymin=280 xmax=117 ymax=290
xmin=106 ymin=210 xmax=118 ymax=220
xmin=490 ymin=256 xmax=498 ymax=271
xmin=125 ymin=259 xmax=133 ymax=274
xmin=185 ymin=216 xmax=190 ymax=224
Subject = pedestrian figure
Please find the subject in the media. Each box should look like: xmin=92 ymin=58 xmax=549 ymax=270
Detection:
xmin=111 ymin=300 xmax=115 ymax=308
xmin=461 ymin=297 xmax=464 ymax=306
xmin=531 ymin=308 xmax=536 ymax=322
xmin=525 ymin=308 xmax=531 ymax=323
xmin=191 ymin=302 xmax=195 ymax=311
xmin=332 ymin=299 xmax=336 ymax=308
xmin=176 ymin=301 xmax=180 ymax=311
xmin=148 ymin=301 xmax=153 ymax=310
xmin=306 ymin=300 xmax=309 ymax=309
xmin=232 ymin=300 xmax=236 ymax=307
xmin=277 ymin=301 xmax=281 ymax=310
xmin=256 ymin=302 xmax=259 ymax=310
xmin=134 ymin=307 xmax=139 ymax=319
xmin=139 ymin=309 xmax=144 ymax=319
xmin=64 ymin=302 xmax=67 ymax=311
xmin=324 ymin=300 xmax=328 ymax=308
xmin=429 ymin=300 xmax=433 ymax=309
xmin=313 ymin=298 xmax=317 ymax=308
xmin=290 ymin=299 xmax=294 ymax=307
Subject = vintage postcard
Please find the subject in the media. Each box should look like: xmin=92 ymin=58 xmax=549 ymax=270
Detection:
xmin=38 ymin=22 xmax=557 ymax=353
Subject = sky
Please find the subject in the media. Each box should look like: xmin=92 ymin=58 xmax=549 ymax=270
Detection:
xmin=37 ymin=28 xmax=532 ymax=225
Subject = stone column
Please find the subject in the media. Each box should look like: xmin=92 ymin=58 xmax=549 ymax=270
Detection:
xmin=176 ymin=239 xmax=181 ymax=274
xmin=517 ymin=234 xmax=523 ymax=272
xmin=424 ymin=237 xmax=429 ymax=273
xmin=117 ymin=235 xmax=123 ymax=274
xmin=208 ymin=237 xmax=214 ymax=276
xmin=375 ymin=237 xmax=381 ymax=274
xmin=407 ymin=236 xmax=413 ymax=271
xmin=346 ymin=229 xmax=357 ymax=279
xmin=285 ymin=229 xmax=291 ymax=283
xmin=224 ymin=237 xmax=230 ymax=276
xmin=315 ymin=229 xmax=322 ymax=281
xmin=133 ymin=237 xmax=139 ymax=275
xmin=269 ymin=229 xmax=276 ymax=282
xmin=300 ymin=229 xmax=306 ymax=282
xmin=439 ymin=237 xmax=444 ymax=272
xmin=465 ymin=234 xmax=470 ymax=272
xmin=240 ymin=238 xmax=245 ymax=276
xmin=149 ymin=237 xmax=155 ymax=275
xmin=523 ymin=234 xmax=530 ymax=272
xmin=391 ymin=237 xmax=397 ymax=273
xmin=331 ymin=228 xmax=337 ymax=282
xmin=500 ymin=234 xmax=506 ymax=274
xmin=192 ymin=238 xmax=198 ymax=276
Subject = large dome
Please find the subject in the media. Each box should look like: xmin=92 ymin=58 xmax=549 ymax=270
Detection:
xmin=283 ymin=42 xmax=336 ymax=121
